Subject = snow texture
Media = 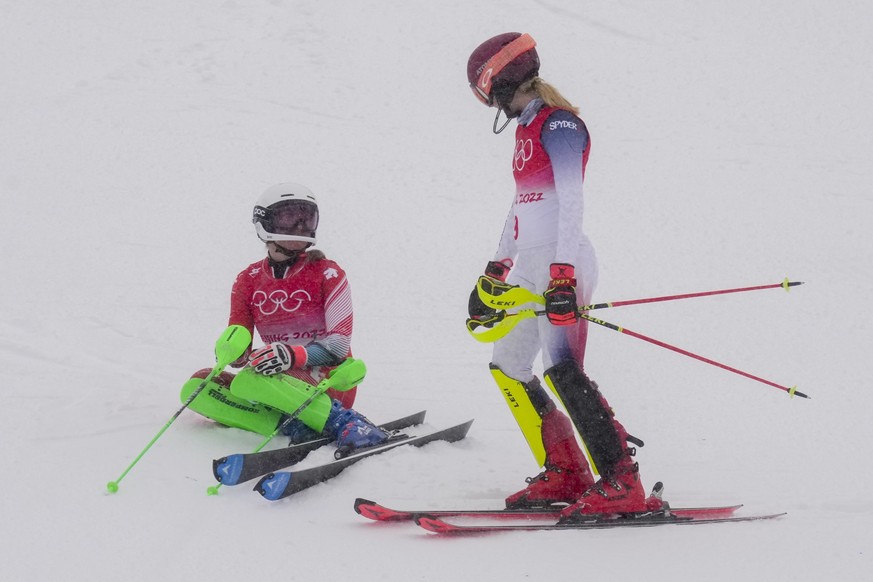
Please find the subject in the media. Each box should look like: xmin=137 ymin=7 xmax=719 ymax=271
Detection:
xmin=1 ymin=1 xmax=870 ymax=580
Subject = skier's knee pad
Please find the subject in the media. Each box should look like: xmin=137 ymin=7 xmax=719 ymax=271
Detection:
xmin=489 ymin=364 xmax=556 ymax=466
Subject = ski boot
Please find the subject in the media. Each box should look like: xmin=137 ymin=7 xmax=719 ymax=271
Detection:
xmin=324 ymin=401 xmax=391 ymax=458
xmin=505 ymin=408 xmax=595 ymax=509
xmin=279 ymin=416 xmax=321 ymax=444
xmin=558 ymin=452 xmax=648 ymax=519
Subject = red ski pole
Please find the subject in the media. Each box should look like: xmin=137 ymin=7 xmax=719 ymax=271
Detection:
xmin=580 ymin=313 xmax=809 ymax=399
xmin=584 ymin=279 xmax=803 ymax=311
xmin=476 ymin=277 xmax=802 ymax=311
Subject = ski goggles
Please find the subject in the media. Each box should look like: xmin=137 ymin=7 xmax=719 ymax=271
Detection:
xmin=253 ymin=200 xmax=318 ymax=238
xmin=470 ymin=33 xmax=537 ymax=106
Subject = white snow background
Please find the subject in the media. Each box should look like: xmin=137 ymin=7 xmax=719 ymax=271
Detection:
xmin=1 ymin=1 xmax=871 ymax=580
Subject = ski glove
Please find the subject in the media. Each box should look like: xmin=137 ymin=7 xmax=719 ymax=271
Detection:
xmin=484 ymin=259 xmax=512 ymax=282
xmin=230 ymin=347 xmax=251 ymax=369
xmin=249 ymin=343 xmax=308 ymax=375
xmin=468 ymin=288 xmax=500 ymax=325
xmin=468 ymin=259 xmax=513 ymax=326
xmin=544 ymin=263 xmax=579 ymax=326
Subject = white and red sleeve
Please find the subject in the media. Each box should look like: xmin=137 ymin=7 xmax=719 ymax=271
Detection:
xmin=309 ymin=262 xmax=353 ymax=365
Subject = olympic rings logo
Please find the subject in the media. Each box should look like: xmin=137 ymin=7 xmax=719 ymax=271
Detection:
xmin=514 ymin=139 xmax=533 ymax=171
xmin=252 ymin=289 xmax=312 ymax=315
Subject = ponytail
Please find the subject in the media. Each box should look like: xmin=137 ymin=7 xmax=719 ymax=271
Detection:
xmin=519 ymin=77 xmax=580 ymax=115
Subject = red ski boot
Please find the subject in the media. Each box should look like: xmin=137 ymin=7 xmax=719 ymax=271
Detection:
xmin=558 ymin=455 xmax=648 ymax=519
xmin=505 ymin=409 xmax=595 ymax=509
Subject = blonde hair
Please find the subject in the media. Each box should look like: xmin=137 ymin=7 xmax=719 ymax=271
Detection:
xmin=519 ymin=77 xmax=580 ymax=115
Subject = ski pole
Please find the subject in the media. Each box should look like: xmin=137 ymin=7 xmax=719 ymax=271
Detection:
xmin=467 ymin=277 xmax=803 ymax=342
xmin=579 ymin=312 xmax=809 ymax=399
xmin=206 ymin=357 xmax=366 ymax=495
xmin=477 ymin=276 xmax=803 ymax=311
xmin=106 ymin=325 xmax=252 ymax=493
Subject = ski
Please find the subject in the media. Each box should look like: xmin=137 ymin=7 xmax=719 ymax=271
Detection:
xmin=415 ymin=510 xmax=786 ymax=535
xmin=353 ymin=497 xmax=742 ymax=522
xmin=254 ymin=419 xmax=474 ymax=501
xmin=212 ymin=410 xmax=426 ymax=486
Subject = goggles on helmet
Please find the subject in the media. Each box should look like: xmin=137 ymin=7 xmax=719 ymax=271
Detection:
xmin=470 ymin=33 xmax=537 ymax=106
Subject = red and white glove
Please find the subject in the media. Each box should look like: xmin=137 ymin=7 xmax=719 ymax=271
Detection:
xmin=543 ymin=263 xmax=579 ymax=326
xmin=230 ymin=347 xmax=252 ymax=369
xmin=248 ymin=343 xmax=308 ymax=375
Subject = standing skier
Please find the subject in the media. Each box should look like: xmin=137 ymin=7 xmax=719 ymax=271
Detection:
xmin=466 ymin=33 xmax=654 ymax=517
xmin=181 ymin=182 xmax=389 ymax=452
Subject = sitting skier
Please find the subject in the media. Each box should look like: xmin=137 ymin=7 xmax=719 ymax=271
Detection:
xmin=181 ymin=182 xmax=389 ymax=452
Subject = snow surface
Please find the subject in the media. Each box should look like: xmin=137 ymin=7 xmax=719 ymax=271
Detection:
xmin=2 ymin=1 xmax=871 ymax=580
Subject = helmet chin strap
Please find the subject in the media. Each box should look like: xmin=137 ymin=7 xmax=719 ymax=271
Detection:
xmin=268 ymin=241 xmax=306 ymax=259
xmin=492 ymin=107 xmax=513 ymax=134
xmin=266 ymin=242 xmax=308 ymax=278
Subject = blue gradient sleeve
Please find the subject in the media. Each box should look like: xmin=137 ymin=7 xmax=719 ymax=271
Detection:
xmin=541 ymin=110 xmax=589 ymax=264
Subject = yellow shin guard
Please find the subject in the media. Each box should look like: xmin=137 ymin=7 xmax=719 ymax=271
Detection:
xmin=489 ymin=365 xmax=546 ymax=466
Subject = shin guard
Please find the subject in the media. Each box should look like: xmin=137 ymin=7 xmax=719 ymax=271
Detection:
xmin=181 ymin=376 xmax=282 ymax=436
xmin=229 ymin=367 xmax=333 ymax=433
xmin=544 ymin=360 xmax=626 ymax=475
xmin=489 ymin=364 xmax=555 ymax=466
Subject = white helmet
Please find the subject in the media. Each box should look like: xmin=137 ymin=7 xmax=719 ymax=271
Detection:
xmin=252 ymin=182 xmax=319 ymax=246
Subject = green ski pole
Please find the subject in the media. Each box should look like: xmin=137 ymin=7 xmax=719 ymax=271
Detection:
xmin=206 ymin=357 xmax=366 ymax=495
xmin=106 ymin=325 xmax=252 ymax=493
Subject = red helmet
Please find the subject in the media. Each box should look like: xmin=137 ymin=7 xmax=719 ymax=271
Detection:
xmin=467 ymin=33 xmax=539 ymax=107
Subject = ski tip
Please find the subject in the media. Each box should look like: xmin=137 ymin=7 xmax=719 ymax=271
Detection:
xmin=255 ymin=472 xmax=291 ymax=501
xmin=212 ymin=454 xmax=244 ymax=486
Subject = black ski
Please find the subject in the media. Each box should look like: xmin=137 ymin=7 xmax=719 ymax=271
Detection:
xmin=415 ymin=510 xmax=786 ymax=534
xmin=212 ymin=410 xmax=426 ymax=486
xmin=254 ymin=419 xmax=474 ymax=501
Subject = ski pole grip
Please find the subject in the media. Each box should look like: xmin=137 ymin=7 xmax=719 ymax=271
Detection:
xmin=323 ymin=358 xmax=367 ymax=392
xmin=214 ymin=325 xmax=252 ymax=369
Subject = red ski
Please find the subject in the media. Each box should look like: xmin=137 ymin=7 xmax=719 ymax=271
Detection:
xmin=414 ymin=510 xmax=786 ymax=534
xmin=354 ymin=497 xmax=743 ymax=522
